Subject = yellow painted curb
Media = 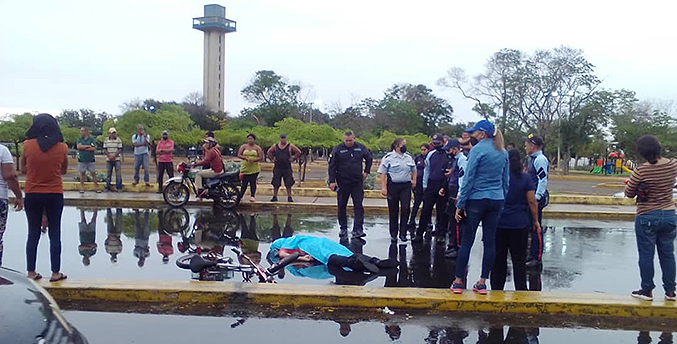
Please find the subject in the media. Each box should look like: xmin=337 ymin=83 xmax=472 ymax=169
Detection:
xmin=41 ymin=279 xmax=677 ymax=319
xmin=37 ymin=182 xmax=641 ymax=205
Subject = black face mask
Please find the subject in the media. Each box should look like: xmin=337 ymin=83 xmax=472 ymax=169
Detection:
xmin=470 ymin=137 xmax=479 ymax=146
xmin=400 ymin=145 xmax=407 ymax=154
xmin=434 ymin=143 xmax=444 ymax=150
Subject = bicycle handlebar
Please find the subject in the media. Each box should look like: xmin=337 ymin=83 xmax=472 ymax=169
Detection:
xmin=267 ymin=252 xmax=301 ymax=275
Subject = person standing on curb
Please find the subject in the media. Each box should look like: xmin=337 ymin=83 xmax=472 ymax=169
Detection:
xmin=267 ymin=134 xmax=301 ymax=202
xmin=414 ymin=134 xmax=451 ymax=244
xmin=0 ymin=142 xmax=23 ymax=266
xmin=328 ymin=131 xmax=373 ymax=239
xmin=156 ymin=130 xmax=174 ymax=194
xmin=407 ymin=143 xmax=431 ymax=234
xmin=378 ymin=138 xmax=416 ymax=243
xmin=442 ymin=139 xmax=467 ymax=259
xmin=451 ymin=120 xmax=508 ymax=295
xmin=524 ymin=134 xmax=549 ymax=268
xmin=132 ymin=125 xmax=152 ymax=187
xmin=103 ymin=128 xmax=123 ymax=192
xmin=21 ymin=113 xmax=69 ymax=282
xmin=238 ymin=134 xmax=264 ymax=202
xmin=76 ymin=127 xmax=100 ymax=193
xmin=625 ymin=135 xmax=677 ymax=302
xmin=491 ymin=149 xmax=540 ymax=291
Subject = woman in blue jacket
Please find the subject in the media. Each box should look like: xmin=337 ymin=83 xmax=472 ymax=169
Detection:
xmin=451 ymin=120 xmax=509 ymax=295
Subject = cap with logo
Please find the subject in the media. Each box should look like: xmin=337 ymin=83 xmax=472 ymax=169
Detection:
xmin=108 ymin=127 xmax=117 ymax=134
xmin=443 ymin=139 xmax=460 ymax=151
xmin=525 ymin=133 xmax=544 ymax=147
xmin=431 ymin=133 xmax=444 ymax=144
xmin=464 ymin=120 xmax=496 ymax=137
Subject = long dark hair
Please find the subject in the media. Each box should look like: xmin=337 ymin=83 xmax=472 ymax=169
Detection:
xmin=508 ymin=148 xmax=523 ymax=175
xmin=390 ymin=138 xmax=404 ymax=152
xmin=637 ymin=135 xmax=661 ymax=164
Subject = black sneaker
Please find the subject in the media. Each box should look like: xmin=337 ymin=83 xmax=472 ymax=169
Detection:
xmin=399 ymin=234 xmax=408 ymax=243
xmin=526 ymin=259 xmax=541 ymax=268
xmin=352 ymin=231 xmax=367 ymax=239
xmin=666 ymin=291 xmax=676 ymax=301
xmin=631 ymin=289 xmax=653 ymax=301
xmin=339 ymin=229 xmax=348 ymax=238
xmin=287 ymin=196 xmax=293 ymax=202
xmin=445 ymin=247 xmax=458 ymax=259
xmin=270 ymin=196 xmax=278 ymax=202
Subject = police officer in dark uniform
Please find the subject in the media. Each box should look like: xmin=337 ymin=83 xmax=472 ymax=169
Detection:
xmin=328 ymin=131 xmax=373 ymax=239
xmin=414 ymin=134 xmax=451 ymax=244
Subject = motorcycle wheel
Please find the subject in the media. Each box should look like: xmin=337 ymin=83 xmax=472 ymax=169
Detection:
xmin=163 ymin=182 xmax=190 ymax=207
xmin=214 ymin=183 xmax=242 ymax=209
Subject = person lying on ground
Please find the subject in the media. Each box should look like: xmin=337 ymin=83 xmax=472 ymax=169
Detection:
xmin=267 ymin=235 xmax=397 ymax=274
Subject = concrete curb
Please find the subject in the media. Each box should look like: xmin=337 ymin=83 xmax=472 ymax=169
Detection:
xmin=42 ymin=279 xmax=677 ymax=320
xmin=29 ymin=182 xmax=644 ymax=206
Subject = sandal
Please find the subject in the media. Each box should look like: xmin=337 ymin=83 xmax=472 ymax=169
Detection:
xmin=28 ymin=273 xmax=42 ymax=281
xmin=49 ymin=273 xmax=68 ymax=282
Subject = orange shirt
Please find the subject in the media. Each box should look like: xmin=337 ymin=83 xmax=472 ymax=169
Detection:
xmin=23 ymin=139 xmax=68 ymax=194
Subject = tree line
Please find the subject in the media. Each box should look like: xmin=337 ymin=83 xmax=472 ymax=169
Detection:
xmin=1 ymin=45 xmax=674 ymax=174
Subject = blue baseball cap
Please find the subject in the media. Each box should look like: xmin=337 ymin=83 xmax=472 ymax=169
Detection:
xmin=464 ymin=120 xmax=496 ymax=137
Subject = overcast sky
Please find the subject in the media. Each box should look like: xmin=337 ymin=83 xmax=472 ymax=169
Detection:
xmin=1 ymin=0 xmax=675 ymax=124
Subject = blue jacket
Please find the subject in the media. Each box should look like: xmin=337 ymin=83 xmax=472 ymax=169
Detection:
xmin=456 ymin=139 xmax=509 ymax=209
xmin=527 ymin=150 xmax=549 ymax=201
xmin=422 ymin=148 xmax=451 ymax=189
xmin=268 ymin=235 xmax=354 ymax=265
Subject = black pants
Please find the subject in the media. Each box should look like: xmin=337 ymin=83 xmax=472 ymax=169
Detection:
xmin=387 ymin=182 xmax=412 ymax=238
xmin=241 ymin=172 xmax=259 ymax=197
xmin=25 ymin=193 xmax=64 ymax=272
xmin=491 ymin=227 xmax=529 ymax=291
xmin=529 ymin=204 xmax=545 ymax=261
xmin=337 ymin=181 xmax=364 ymax=234
xmin=445 ymin=195 xmax=460 ymax=248
xmin=157 ymin=162 xmax=174 ymax=192
xmin=416 ymin=181 xmax=448 ymax=238
xmin=408 ymin=182 xmax=424 ymax=226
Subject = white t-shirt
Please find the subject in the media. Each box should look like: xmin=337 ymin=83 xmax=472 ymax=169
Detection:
xmin=0 ymin=145 xmax=15 ymax=199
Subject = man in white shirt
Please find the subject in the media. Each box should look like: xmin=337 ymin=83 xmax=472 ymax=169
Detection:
xmin=0 ymin=144 xmax=24 ymax=266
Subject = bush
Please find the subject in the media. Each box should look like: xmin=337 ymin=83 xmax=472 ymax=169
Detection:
xmin=73 ymin=171 xmax=107 ymax=183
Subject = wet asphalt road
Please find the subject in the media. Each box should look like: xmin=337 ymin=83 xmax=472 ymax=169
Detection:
xmin=0 ymin=206 xmax=653 ymax=295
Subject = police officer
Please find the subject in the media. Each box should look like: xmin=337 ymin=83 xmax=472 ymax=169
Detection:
xmin=440 ymin=139 xmax=467 ymax=258
xmin=378 ymin=138 xmax=417 ymax=243
xmin=328 ymin=131 xmax=373 ymax=239
xmin=524 ymin=134 xmax=549 ymax=268
xmin=414 ymin=134 xmax=451 ymax=244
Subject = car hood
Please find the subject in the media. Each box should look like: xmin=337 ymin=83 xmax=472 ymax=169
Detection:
xmin=0 ymin=267 xmax=76 ymax=344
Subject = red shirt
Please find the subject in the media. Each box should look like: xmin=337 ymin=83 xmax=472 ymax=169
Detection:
xmin=156 ymin=139 xmax=174 ymax=163
xmin=23 ymin=139 xmax=68 ymax=194
xmin=196 ymin=147 xmax=224 ymax=173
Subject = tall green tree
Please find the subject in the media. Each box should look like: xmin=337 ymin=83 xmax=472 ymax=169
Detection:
xmin=58 ymin=109 xmax=111 ymax=137
xmin=240 ymin=70 xmax=306 ymax=126
xmin=0 ymin=113 xmax=32 ymax=169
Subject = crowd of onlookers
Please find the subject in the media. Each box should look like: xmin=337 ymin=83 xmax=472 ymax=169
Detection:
xmin=0 ymin=113 xmax=674 ymax=301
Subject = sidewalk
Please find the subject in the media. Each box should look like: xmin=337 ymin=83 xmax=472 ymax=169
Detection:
xmin=20 ymin=191 xmax=638 ymax=220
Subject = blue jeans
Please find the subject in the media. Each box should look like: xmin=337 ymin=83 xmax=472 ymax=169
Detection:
xmin=106 ymin=160 xmax=123 ymax=190
xmin=455 ymin=199 xmax=504 ymax=279
xmin=134 ymin=153 xmax=150 ymax=183
xmin=635 ymin=209 xmax=676 ymax=293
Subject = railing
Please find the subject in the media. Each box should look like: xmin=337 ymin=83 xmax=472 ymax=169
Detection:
xmin=192 ymin=16 xmax=237 ymax=32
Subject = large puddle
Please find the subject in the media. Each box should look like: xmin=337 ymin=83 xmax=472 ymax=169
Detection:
xmin=0 ymin=206 xmax=647 ymax=295
xmin=63 ymin=309 xmax=674 ymax=344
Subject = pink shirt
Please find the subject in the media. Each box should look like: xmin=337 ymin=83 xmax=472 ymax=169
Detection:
xmin=156 ymin=139 xmax=174 ymax=163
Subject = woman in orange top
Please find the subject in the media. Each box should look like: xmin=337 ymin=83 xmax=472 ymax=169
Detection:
xmin=20 ymin=113 xmax=69 ymax=282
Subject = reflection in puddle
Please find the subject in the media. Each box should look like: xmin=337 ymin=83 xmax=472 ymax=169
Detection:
xmin=2 ymin=206 xmax=637 ymax=294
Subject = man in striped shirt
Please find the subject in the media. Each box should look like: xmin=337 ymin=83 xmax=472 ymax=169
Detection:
xmin=103 ymin=128 xmax=123 ymax=192
xmin=624 ymin=135 xmax=677 ymax=302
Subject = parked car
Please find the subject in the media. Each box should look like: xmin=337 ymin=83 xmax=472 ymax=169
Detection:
xmin=613 ymin=177 xmax=677 ymax=199
xmin=0 ymin=267 xmax=88 ymax=344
